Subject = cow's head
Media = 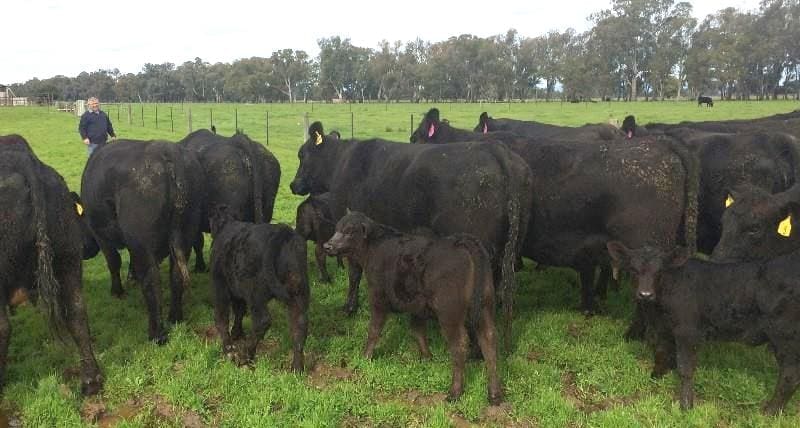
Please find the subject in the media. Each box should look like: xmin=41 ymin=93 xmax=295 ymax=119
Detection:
xmin=621 ymin=115 xmax=636 ymax=139
xmin=711 ymin=184 xmax=800 ymax=262
xmin=294 ymin=198 xmax=316 ymax=240
xmin=606 ymin=241 xmax=689 ymax=301
xmin=323 ymin=211 xmax=373 ymax=257
xmin=70 ymin=192 xmax=99 ymax=259
xmin=410 ymin=108 xmax=443 ymax=143
xmin=290 ymin=122 xmax=339 ymax=195
xmin=209 ymin=204 xmax=235 ymax=237
xmin=474 ymin=112 xmax=492 ymax=134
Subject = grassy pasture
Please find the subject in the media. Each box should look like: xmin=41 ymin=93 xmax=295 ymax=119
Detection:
xmin=1 ymin=100 xmax=800 ymax=427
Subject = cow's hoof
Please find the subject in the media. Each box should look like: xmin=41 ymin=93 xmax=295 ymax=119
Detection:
xmin=446 ymin=389 xmax=463 ymax=403
xmin=152 ymin=334 xmax=169 ymax=346
xmin=488 ymin=391 xmax=504 ymax=406
xmin=81 ymin=374 xmax=104 ymax=396
xmin=762 ymin=401 xmax=782 ymax=416
xmin=343 ymin=304 xmax=358 ymax=317
xmin=291 ymin=358 xmax=305 ymax=373
xmin=111 ymin=288 xmax=126 ymax=299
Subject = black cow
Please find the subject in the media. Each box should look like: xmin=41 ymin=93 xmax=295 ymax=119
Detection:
xmin=697 ymin=95 xmax=714 ymax=107
xmin=295 ymin=193 xmax=363 ymax=314
xmin=209 ymin=207 xmax=309 ymax=371
xmin=712 ymin=182 xmax=800 ymax=262
xmin=412 ymin=109 xmax=700 ymax=318
xmin=179 ymin=129 xmax=281 ymax=272
xmin=607 ymin=241 xmax=800 ymax=414
xmin=0 ymin=135 xmax=103 ymax=395
xmin=646 ymin=112 xmax=800 ymax=136
xmin=324 ymin=212 xmax=502 ymax=404
xmin=473 ymin=111 xmax=625 ymax=141
xmin=290 ymin=122 xmax=532 ymax=349
xmin=80 ymin=140 xmax=205 ymax=344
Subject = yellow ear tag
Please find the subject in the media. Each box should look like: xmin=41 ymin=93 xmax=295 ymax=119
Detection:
xmin=778 ymin=215 xmax=792 ymax=237
xmin=725 ymin=195 xmax=734 ymax=208
xmin=314 ymin=131 xmax=323 ymax=145
xmin=75 ymin=202 xmax=84 ymax=216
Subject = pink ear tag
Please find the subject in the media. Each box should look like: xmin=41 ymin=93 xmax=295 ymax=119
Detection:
xmin=428 ymin=123 xmax=435 ymax=138
xmin=483 ymin=123 xmax=488 ymax=134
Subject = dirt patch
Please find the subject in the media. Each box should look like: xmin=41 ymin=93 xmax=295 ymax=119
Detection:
xmin=340 ymin=413 xmax=375 ymax=428
xmin=561 ymin=371 xmax=641 ymax=413
xmin=402 ymin=390 xmax=448 ymax=406
xmin=194 ymin=325 xmax=219 ymax=343
xmin=449 ymin=404 xmax=538 ymax=428
xmin=526 ymin=349 xmax=545 ymax=363
xmin=0 ymin=404 xmax=22 ymax=428
xmin=566 ymin=322 xmax=587 ymax=339
xmin=450 ymin=412 xmax=473 ymax=428
xmin=307 ymin=361 xmax=356 ymax=389
xmin=83 ymin=396 xmax=208 ymax=428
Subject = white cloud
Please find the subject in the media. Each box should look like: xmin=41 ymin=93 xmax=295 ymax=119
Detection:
xmin=1 ymin=0 xmax=763 ymax=84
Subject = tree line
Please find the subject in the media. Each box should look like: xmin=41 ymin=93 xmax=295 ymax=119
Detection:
xmin=11 ymin=0 xmax=800 ymax=103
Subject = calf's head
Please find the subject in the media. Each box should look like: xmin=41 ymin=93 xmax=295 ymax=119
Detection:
xmin=209 ymin=204 xmax=235 ymax=237
xmin=290 ymin=122 xmax=339 ymax=196
xmin=606 ymin=241 xmax=689 ymax=301
xmin=323 ymin=211 xmax=373 ymax=256
xmin=474 ymin=112 xmax=493 ymax=134
xmin=621 ymin=115 xmax=636 ymax=139
xmin=712 ymin=184 xmax=800 ymax=262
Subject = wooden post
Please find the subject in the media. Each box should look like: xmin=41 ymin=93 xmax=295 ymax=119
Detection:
xmin=141 ymin=104 xmax=145 ymax=127
xmin=210 ymin=108 xmax=213 ymax=129
xmin=188 ymin=107 xmax=193 ymax=133
xmin=170 ymin=107 xmax=174 ymax=132
xmin=410 ymin=114 xmax=414 ymax=138
xmin=235 ymin=108 xmax=238 ymax=131
xmin=351 ymin=111 xmax=354 ymax=139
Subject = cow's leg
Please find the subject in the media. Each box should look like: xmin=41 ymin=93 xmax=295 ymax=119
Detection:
xmin=133 ymin=250 xmax=167 ymax=345
xmin=674 ymin=331 xmax=699 ymax=410
xmin=625 ymin=303 xmax=647 ymax=341
xmin=344 ymin=260 xmax=362 ymax=316
xmin=336 ymin=256 xmax=344 ymax=269
xmin=315 ymin=242 xmax=331 ymax=283
xmin=61 ymin=267 xmax=104 ymax=395
xmin=410 ymin=316 xmax=432 ymax=359
xmin=243 ymin=297 xmax=270 ymax=363
xmin=193 ymin=232 xmax=207 ymax=273
xmin=287 ymin=300 xmax=308 ymax=372
xmin=440 ymin=319 xmax=468 ymax=402
xmin=577 ymin=265 xmax=598 ymax=315
xmin=363 ymin=306 xmax=388 ymax=360
xmin=651 ymin=329 xmax=676 ymax=379
xmin=763 ymin=347 xmax=800 ymax=415
xmin=230 ymin=298 xmax=246 ymax=341
xmin=212 ymin=275 xmax=233 ymax=355
xmin=595 ymin=264 xmax=611 ymax=301
xmin=167 ymin=253 xmax=185 ymax=324
xmin=0 ymin=303 xmax=9 ymax=392
xmin=476 ymin=303 xmax=503 ymax=405
xmin=99 ymin=244 xmax=124 ymax=297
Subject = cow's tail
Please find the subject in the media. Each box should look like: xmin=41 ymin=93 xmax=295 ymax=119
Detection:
xmin=18 ymin=154 xmax=69 ymax=338
xmin=229 ymin=134 xmax=264 ymax=223
xmin=166 ymin=146 xmax=191 ymax=288
xmin=452 ymin=234 xmax=490 ymax=334
xmin=490 ymin=145 xmax=526 ymax=352
xmin=666 ymin=138 xmax=699 ymax=255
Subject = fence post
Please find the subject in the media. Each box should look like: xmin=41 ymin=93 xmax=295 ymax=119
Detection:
xmin=210 ymin=108 xmax=214 ymax=129
xmin=351 ymin=111 xmax=354 ymax=139
xmin=410 ymin=114 xmax=414 ymax=138
xmin=128 ymin=104 xmax=132 ymax=125
xmin=155 ymin=104 xmax=158 ymax=129
xmin=141 ymin=104 xmax=144 ymax=127
xmin=235 ymin=108 xmax=238 ymax=131
xmin=170 ymin=107 xmax=174 ymax=132
xmin=188 ymin=107 xmax=193 ymax=133
xmin=117 ymin=105 xmax=120 ymax=121
xmin=265 ymin=111 xmax=269 ymax=145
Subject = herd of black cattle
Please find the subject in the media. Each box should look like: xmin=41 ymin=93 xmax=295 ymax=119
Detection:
xmin=3 ymin=106 xmax=800 ymax=413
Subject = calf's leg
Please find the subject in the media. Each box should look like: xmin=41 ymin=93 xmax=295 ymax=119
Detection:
xmin=230 ymin=298 xmax=246 ymax=341
xmin=440 ymin=319 xmax=468 ymax=402
xmin=476 ymin=303 xmax=503 ymax=405
xmin=212 ymin=274 xmax=234 ymax=354
xmin=363 ymin=307 xmax=388 ymax=359
xmin=315 ymin=242 xmax=331 ymax=283
xmin=674 ymin=332 xmax=699 ymax=410
xmin=763 ymin=348 xmax=800 ymax=415
xmin=410 ymin=316 xmax=432 ymax=359
xmin=288 ymin=300 xmax=308 ymax=372
xmin=344 ymin=260 xmax=362 ymax=316
xmin=193 ymin=232 xmax=207 ymax=273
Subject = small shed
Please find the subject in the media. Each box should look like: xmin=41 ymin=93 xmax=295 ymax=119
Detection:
xmin=0 ymin=84 xmax=29 ymax=106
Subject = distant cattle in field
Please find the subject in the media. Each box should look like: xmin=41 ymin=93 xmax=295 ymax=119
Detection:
xmin=295 ymin=193 xmax=363 ymax=314
xmin=0 ymin=134 xmax=103 ymax=396
xmin=412 ymin=108 xmax=699 ymax=320
xmin=80 ymin=140 xmax=205 ymax=344
xmin=210 ymin=206 xmax=309 ymax=370
xmin=697 ymin=95 xmax=713 ymax=107
xmin=291 ymin=121 xmax=532 ymax=348
xmin=324 ymin=212 xmax=502 ymax=404
xmin=473 ymin=111 xmax=624 ymax=141
xmin=179 ymin=129 xmax=280 ymax=272
xmin=607 ymin=240 xmax=800 ymax=414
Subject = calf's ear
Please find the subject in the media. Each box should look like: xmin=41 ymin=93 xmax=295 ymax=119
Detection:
xmin=606 ymin=241 xmax=631 ymax=266
xmin=668 ymin=247 xmax=690 ymax=267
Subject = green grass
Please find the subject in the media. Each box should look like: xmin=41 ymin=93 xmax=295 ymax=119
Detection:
xmin=1 ymin=100 xmax=800 ymax=427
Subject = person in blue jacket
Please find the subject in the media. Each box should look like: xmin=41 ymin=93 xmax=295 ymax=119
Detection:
xmin=78 ymin=97 xmax=116 ymax=155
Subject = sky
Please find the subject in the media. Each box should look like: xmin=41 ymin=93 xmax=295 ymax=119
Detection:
xmin=2 ymin=0 xmax=763 ymax=85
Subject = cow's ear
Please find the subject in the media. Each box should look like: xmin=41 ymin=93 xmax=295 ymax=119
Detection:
xmin=668 ymin=247 xmax=690 ymax=267
xmin=425 ymin=108 xmax=440 ymax=122
xmin=725 ymin=194 xmax=734 ymax=208
xmin=70 ymin=191 xmax=84 ymax=216
xmin=479 ymin=112 xmax=489 ymax=134
xmin=606 ymin=241 xmax=632 ymax=267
